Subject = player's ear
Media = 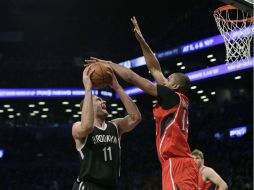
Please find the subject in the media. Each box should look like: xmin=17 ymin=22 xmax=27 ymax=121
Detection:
xmin=172 ymin=84 xmax=180 ymax=90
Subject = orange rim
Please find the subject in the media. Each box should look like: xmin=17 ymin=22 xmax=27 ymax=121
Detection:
xmin=214 ymin=5 xmax=254 ymax=23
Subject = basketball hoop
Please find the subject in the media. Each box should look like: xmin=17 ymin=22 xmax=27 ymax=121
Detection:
xmin=213 ymin=5 xmax=254 ymax=64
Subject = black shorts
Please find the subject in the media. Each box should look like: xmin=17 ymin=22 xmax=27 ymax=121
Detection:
xmin=72 ymin=181 xmax=115 ymax=190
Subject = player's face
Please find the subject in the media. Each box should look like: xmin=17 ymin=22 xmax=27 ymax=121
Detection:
xmin=93 ymin=96 xmax=109 ymax=117
xmin=192 ymin=155 xmax=203 ymax=169
xmin=164 ymin=74 xmax=179 ymax=91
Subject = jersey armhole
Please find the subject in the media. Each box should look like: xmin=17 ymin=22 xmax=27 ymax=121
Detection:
xmin=109 ymin=121 xmax=121 ymax=149
xmin=76 ymin=136 xmax=88 ymax=151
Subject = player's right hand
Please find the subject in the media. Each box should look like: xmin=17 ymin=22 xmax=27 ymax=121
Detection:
xmin=83 ymin=65 xmax=95 ymax=90
xmin=84 ymin=57 xmax=113 ymax=65
xmin=106 ymin=67 xmax=120 ymax=90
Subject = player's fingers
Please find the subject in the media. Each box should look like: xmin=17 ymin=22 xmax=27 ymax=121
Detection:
xmin=90 ymin=57 xmax=102 ymax=62
xmin=131 ymin=17 xmax=134 ymax=24
xmin=134 ymin=17 xmax=138 ymax=24
xmin=106 ymin=71 xmax=113 ymax=77
xmin=84 ymin=64 xmax=92 ymax=73
xmin=104 ymin=63 xmax=112 ymax=69
xmin=87 ymin=68 xmax=95 ymax=77
xmin=131 ymin=16 xmax=136 ymax=23
xmin=133 ymin=17 xmax=141 ymax=30
xmin=135 ymin=23 xmax=140 ymax=31
xmin=84 ymin=60 xmax=96 ymax=64
xmin=131 ymin=19 xmax=137 ymax=27
xmin=83 ymin=63 xmax=92 ymax=68
xmin=109 ymin=67 xmax=114 ymax=73
xmin=131 ymin=16 xmax=138 ymax=25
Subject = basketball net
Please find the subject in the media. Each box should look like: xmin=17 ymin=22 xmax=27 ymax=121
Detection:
xmin=213 ymin=5 xmax=254 ymax=64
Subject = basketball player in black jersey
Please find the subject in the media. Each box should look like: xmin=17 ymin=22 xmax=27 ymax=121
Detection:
xmin=72 ymin=65 xmax=141 ymax=190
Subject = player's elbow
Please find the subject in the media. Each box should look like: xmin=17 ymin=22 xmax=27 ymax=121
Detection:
xmin=222 ymin=182 xmax=228 ymax=190
xmin=130 ymin=112 xmax=142 ymax=126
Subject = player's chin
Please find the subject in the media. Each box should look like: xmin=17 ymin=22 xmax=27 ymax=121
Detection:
xmin=102 ymin=109 xmax=109 ymax=116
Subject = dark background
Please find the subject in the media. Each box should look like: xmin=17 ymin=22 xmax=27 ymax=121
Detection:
xmin=0 ymin=0 xmax=253 ymax=189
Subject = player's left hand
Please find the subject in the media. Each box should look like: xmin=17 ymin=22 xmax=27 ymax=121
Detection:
xmin=131 ymin=16 xmax=144 ymax=42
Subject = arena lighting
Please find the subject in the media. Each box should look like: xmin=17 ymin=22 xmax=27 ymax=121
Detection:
xmin=0 ymin=89 xmax=112 ymax=98
xmin=229 ymin=126 xmax=247 ymax=138
xmin=0 ymin=58 xmax=253 ymax=99
xmin=214 ymin=132 xmax=223 ymax=140
xmin=188 ymin=57 xmax=253 ymax=82
xmin=119 ymin=26 xmax=254 ymax=68
xmin=0 ymin=149 xmax=4 ymax=159
xmin=116 ymin=58 xmax=254 ymax=97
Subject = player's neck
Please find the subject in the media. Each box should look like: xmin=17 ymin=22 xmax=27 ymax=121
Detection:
xmin=94 ymin=118 xmax=106 ymax=128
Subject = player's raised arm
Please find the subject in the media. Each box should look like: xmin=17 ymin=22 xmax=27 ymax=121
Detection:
xmin=107 ymin=70 xmax=141 ymax=135
xmin=72 ymin=65 xmax=95 ymax=142
xmin=85 ymin=57 xmax=158 ymax=97
xmin=131 ymin=16 xmax=167 ymax=85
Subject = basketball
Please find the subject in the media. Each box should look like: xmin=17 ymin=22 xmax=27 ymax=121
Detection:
xmin=90 ymin=62 xmax=112 ymax=89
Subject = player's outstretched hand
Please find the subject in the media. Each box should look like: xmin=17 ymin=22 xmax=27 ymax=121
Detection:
xmin=131 ymin=16 xmax=144 ymax=42
xmin=85 ymin=57 xmax=112 ymax=65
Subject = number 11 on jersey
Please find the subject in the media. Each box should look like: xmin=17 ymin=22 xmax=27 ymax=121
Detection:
xmin=102 ymin=146 xmax=112 ymax=161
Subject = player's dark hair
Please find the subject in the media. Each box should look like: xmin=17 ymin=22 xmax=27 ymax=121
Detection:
xmin=192 ymin=149 xmax=204 ymax=160
xmin=174 ymin=73 xmax=191 ymax=94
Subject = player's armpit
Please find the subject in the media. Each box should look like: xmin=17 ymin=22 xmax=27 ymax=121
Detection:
xmin=149 ymin=69 xmax=167 ymax=85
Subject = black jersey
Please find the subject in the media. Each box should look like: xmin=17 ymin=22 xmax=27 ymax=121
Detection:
xmin=76 ymin=121 xmax=121 ymax=189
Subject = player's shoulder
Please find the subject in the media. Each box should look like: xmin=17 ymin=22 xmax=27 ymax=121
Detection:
xmin=72 ymin=121 xmax=81 ymax=128
xmin=202 ymin=166 xmax=216 ymax=176
xmin=108 ymin=119 xmax=119 ymax=126
xmin=157 ymin=84 xmax=174 ymax=92
xmin=106 ymin=120 xmax=119 ymax=130
xmin=203 ymin=166 xmax=213 ymax=171
xmin=106 ymin=120 xmax=121 ymax=135
xmin=72 ymin=121 xmax=82 ymax=134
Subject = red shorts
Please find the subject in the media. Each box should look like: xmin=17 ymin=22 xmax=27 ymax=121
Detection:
xmin=161 ymin=157 xmax=198 ymax=190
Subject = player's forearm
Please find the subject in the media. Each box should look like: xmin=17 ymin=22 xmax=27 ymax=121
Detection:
xmin=114 ymin=86 xmax=141 ymax=123
xmin=138 ymin=38 xmax=162 ymax=72
xmin=109 ymin=62 xmax=136 ymax=84
xmin=81 ymin=89 xmax=94 ymax=130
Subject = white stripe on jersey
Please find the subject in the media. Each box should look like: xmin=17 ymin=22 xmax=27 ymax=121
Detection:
xmin=77 ymin=136 xmax=88 ymax=160
xmin=159 ymin=94 xmax=182 ymax=161
xmin=110 ymin=121 xmax=121 ymax=149
xmin=169 ymin=158 xmax=176 ymax=190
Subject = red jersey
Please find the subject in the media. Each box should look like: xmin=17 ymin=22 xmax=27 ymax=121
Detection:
xmin=153 ymin=91 xmax=192 ymax=162
xmin=198 ymin=166 xmax=219 ymax=190
xmin=153 ymin=85 xmax=198 ymax=190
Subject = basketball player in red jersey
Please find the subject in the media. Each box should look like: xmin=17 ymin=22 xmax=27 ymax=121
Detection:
xmin=192 ymin=149 xmax=228 ymax=190
xmin=85 ymin=16 xmax=198 ymax=190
